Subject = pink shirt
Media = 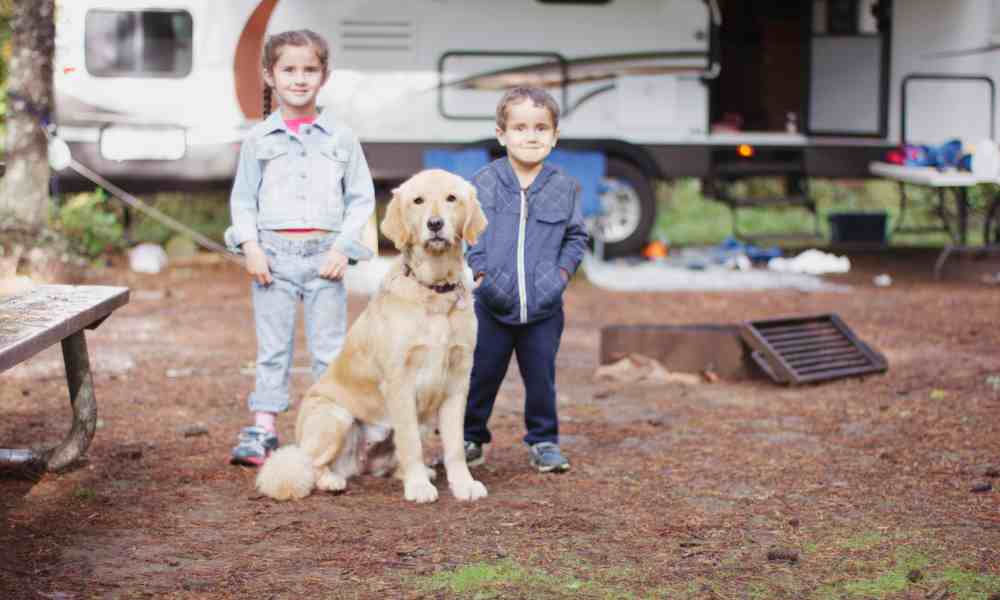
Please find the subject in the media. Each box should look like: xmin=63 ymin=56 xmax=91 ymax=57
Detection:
xmin=284 ymin=116 xmax=316 ymax=134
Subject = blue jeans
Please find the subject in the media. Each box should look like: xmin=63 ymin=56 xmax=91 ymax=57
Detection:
xmin=248 ymin=230 xmax=347 ymax=413
xmin=464 ymin=300 xmax=565 ymax=446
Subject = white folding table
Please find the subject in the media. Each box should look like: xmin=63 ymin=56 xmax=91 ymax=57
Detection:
xmin=869 ymin=161 xmax=1000 ymax=278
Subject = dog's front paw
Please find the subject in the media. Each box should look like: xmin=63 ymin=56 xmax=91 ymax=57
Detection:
xmin=316 ymin=471 xmax=347 ymax=492
xmin=451 ymin=478 xmax=488 ymax=502
xmin=404 ymin=478 xmax=439 ymax=503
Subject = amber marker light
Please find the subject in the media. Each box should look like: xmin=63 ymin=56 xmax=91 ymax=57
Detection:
xmin=737 ymin=144 xmax=754 ymax=158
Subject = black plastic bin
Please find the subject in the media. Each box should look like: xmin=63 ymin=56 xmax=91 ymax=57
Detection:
xmin=827 ymin=212 xmax=888 ymax=244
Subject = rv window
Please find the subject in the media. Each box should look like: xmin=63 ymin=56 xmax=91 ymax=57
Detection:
xmin=85 ymin=10 xmax=192 ymax=77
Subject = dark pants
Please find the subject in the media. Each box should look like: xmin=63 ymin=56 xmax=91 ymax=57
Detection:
xmin=464 ymin=300 xmax=565 ymax=447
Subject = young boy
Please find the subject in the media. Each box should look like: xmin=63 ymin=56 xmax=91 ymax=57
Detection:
xmin=463 ymin=87 xmax=589 ymax=473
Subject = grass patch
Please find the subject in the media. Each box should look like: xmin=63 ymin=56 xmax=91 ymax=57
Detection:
xmin=840 ymin=530 xmax=886 ymax=551
xmin=413 ymin=559 xmax=590 ymax=599
xmin=409 ymin=557 xmax=668 ymax=600
xmin=936 ymin=568 xmax=1000 ymax=599
xmin=73 ymin=486 xmax=97 ymax=502
xmin=836 ymin=550 xmax=930 ymax=598
xmin=817 ymin=546 xmax=999 ymax=600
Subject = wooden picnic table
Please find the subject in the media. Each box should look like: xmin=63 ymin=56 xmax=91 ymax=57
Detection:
xmin=0 ymin=284 xmax=130 ymax=474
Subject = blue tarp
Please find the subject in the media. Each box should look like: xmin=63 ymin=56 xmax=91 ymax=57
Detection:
xmin=422 ymin=148 xmax=490 ymax=182
xmin=422 ymin=148 xmax=606 ymax=218
xmin=547 ymin=149 xmax=605 ymax=218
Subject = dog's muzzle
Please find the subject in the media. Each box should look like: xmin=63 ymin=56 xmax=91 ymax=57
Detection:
xmin=424 ymin=217 xmax=453 ymax=249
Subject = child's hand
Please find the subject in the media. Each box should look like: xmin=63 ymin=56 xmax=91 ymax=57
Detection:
xmin=320 ymin=247 xmax=348 ymax=280
xmin=473 ymin=272 xmax=485 ymax=289
xmin=243 ymin=242 xmax=273 ymax=286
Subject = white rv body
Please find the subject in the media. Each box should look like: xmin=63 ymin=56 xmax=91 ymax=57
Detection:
xmin=52 ymin=0 xmax=1000 ymax=253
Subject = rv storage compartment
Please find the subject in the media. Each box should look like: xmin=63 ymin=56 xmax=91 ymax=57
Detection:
xmin=827 ymin=212 xmax=888 ymax=244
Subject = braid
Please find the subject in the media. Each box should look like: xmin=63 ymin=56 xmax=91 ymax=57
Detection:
xmin=263 ymin=86 xmax=273 ymax=118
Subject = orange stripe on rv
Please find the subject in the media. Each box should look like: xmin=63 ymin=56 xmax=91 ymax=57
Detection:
xmin=235 ymin=0 xmax=280 ymax=120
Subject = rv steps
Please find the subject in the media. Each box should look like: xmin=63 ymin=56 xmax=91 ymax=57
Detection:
xmin=707 ymin=146 xmax=820 ymax=242
xmin=712 ymin=161 xmax=808 ymax=177
xmin=736 ymin=232 xmax=822 ymax=244
xmin=739 ymin=314 xmax=888 ymax=385
xmin=709 ymin=181 xmax=820 ymax=242
xmin=724 ymin=194 xmax=811 ymax=208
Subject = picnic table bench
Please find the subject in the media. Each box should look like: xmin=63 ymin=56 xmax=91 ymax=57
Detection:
xmin=0 ymin=284 xmax=130 ymax=474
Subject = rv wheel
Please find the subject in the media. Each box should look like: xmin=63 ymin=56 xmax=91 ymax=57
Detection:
xmin=596 ymin=158 xmax=656 ymax=258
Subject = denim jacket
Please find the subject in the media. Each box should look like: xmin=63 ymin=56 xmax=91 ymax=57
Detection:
xmin=466 ymin=158 xmax=589 ymax=325
xmin=225 ymin=108 xmax=375 ymax=260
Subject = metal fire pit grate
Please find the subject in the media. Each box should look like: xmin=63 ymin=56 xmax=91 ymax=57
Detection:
xmin=739 ymin=314 xmax=888 ymax=385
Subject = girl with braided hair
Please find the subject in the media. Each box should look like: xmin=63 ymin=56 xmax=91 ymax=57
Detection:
xmin=225 ymin=29 xmax=375 ymax=465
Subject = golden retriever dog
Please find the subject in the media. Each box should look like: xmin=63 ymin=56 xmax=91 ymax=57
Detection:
xmin=256 ymin=169 xmax=489 ymax=504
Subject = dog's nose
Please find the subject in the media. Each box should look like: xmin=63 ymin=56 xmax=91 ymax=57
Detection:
xmin=427 ymin=217 xmax=444 ymax=232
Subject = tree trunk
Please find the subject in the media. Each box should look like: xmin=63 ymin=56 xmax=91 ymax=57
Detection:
xmin=0 ymin=0 xmax=55 ymax=233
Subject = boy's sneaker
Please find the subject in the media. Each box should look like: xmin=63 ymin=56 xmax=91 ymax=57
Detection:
xmin=529 ymin=442 xmax=570 ymax=473
xmin=229 ymin=426 xmax=278 ymax=466
xmin=464 ymin=440 xmax=485 ymax=467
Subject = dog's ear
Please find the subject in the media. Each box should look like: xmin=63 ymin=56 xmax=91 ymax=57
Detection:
xmin=380 ymin=186 xmax=409 ymax=249
xmin=461 ymin=183 xmax=488 ymax=245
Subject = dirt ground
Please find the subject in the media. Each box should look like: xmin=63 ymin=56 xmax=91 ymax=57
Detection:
xmin=2 ymin=248 xmax=999 ymax=599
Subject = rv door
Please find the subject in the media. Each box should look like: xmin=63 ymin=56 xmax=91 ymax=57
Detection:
xmin=806 ymin=0 xmax=891 ymax=136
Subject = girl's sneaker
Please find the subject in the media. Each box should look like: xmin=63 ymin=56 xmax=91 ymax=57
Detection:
xmin=229 ymin=426 xmax=278 ymax=466
xmin=529 ymin=442 xmax=570 ymax=473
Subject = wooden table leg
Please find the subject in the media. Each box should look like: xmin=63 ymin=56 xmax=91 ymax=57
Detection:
xmin=0 ymin=330 xmax=96 ymax=475
xmin=47 ymin=330 xmax=98 ymax=472
xmin=933 ymin=245 xmax=954 ymax=280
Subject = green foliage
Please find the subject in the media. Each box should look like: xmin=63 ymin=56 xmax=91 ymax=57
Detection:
xmin=130 ymin=191 xmax=228 ymax=245
xmin=55 ymin=188 xmax=124 ymax=257
xmin=655 ymin=177 xmax=984 ymax=248
xmin=46 ymin=189 xmax=227 ymax=259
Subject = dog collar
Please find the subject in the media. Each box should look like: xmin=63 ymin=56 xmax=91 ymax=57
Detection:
xmin=404 ymin=263 xmax=462 ymax=295
xmin=427 ymin=281 xmax=459 ymax=294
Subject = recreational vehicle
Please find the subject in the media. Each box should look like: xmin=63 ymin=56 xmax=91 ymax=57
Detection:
xmin=53 ymin=0 xmax=1000 ymax=255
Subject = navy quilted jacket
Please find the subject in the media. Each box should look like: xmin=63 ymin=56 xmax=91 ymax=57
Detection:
xmin=466 ymin=158 xmax=589 ymax=325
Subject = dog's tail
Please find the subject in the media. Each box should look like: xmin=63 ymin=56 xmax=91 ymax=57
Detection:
xmin=256 ymin=445 xmax=316 ymax=501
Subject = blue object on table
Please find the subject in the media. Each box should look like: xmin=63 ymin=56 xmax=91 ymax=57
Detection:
xmin=422 ymin=148 xmax=490 ymax=181
xmin=546 ymin=149 xmax=606 ymax=218
xmin=903 ymin=139 xmax=964 ymax=169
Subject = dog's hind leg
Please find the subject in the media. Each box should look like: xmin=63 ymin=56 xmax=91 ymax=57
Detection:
xmin=316 ymin=425 xmax=362 ymax=492
xmin=298 ymin=403 xmax=355 ymax=492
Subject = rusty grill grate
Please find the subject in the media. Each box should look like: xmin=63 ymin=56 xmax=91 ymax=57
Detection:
xmin=739 ymin=314 xmax=888 ymax=385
